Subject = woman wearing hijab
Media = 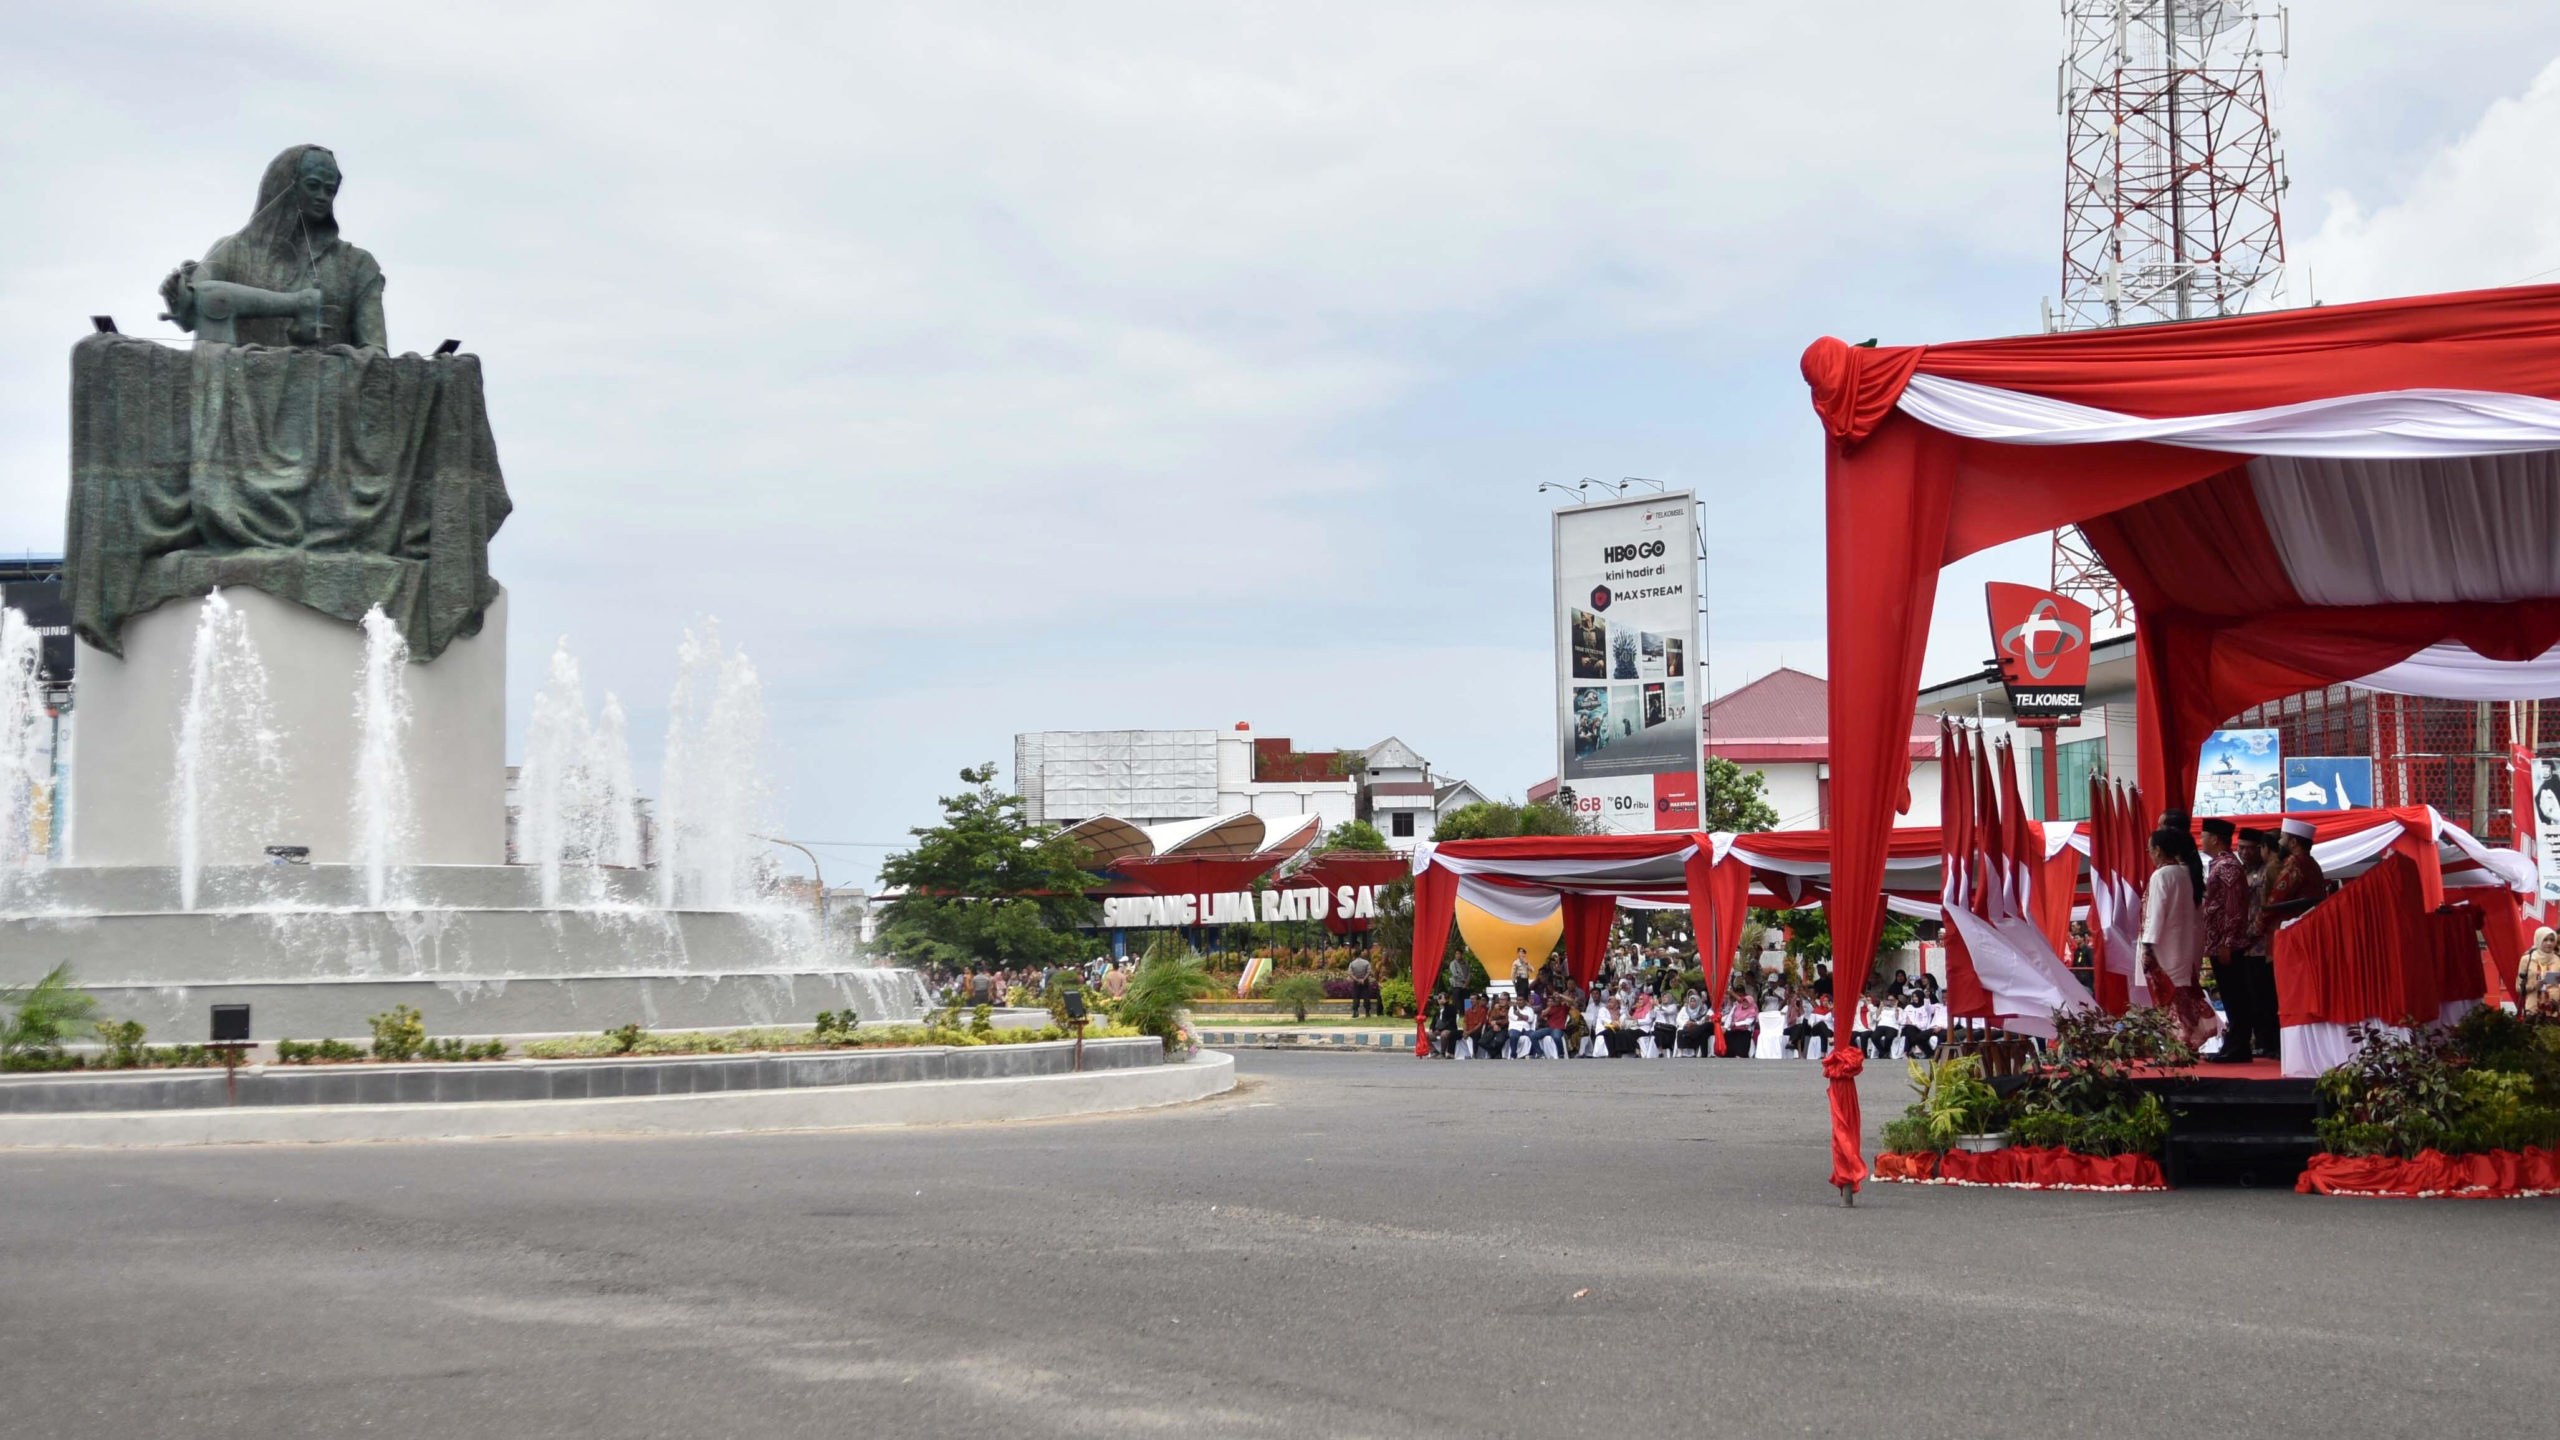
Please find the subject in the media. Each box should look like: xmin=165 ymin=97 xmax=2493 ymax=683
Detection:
xmin=2518 ymin=927 xmax=2560 ymax=1016
xmin=2140 ymin=827 xmax=2222 ymax=1050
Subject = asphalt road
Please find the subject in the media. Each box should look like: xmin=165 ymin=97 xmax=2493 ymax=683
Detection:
xmin=2 ymin=1050 xmax=2549 ymax=1439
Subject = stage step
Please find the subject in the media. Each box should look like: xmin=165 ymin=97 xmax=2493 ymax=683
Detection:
xmin=2144 ymin=1075 xmax=2323 ymax=1189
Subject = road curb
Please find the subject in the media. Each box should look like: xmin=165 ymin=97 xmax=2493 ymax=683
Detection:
xmin=1199 ymin=1029 xmax=1412 ymax=1050
xmin=0 ymin=1051 xmax=1236 ymax=1150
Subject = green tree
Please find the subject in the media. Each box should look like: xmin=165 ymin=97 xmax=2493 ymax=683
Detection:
xmin=1698 ymin=756 xmax=1780 ymax=834
xmin=875 ymin=763 xmax=1100 ymax=971
xmin=1316 ymin=818 xmax=1391 ymax=853
xmin=1430 ymin=798 xmax=1589 ymax=841
xmin=1746 ymin=905 xmax=1918 ymax=968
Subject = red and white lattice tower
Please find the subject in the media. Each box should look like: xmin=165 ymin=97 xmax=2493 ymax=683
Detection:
xmin=2047 ymin=2 xmax=2290 ymax=625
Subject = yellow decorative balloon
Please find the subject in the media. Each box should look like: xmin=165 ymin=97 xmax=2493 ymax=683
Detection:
xmin=1452 ymin=897 xmax=1562 ymax=983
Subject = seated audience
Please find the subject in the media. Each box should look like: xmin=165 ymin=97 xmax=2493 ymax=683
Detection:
xmin=1429 ymin=989 xmax=1462 ymax=1058
xmin=1506 ymin=992 xmax=1539 ymax=1056
xmin=1721 ymin=987 xmax=1758 ymax=1058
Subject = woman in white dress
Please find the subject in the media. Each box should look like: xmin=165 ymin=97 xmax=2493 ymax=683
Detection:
xmin=1753 ymin=986 xmax=1790 ymax=1059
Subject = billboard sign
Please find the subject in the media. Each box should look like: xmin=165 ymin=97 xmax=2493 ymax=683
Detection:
xmin=1985 ymin=582 xmax=2092 ymax=718
xmin=2283 ymin=756 xmax=2374 ymax=812
xmin=1554 ymin=493 xmax=1699 ymax=833
xmin=2536 ymin=757 xmax=2560 ymax=910
xmin=2195 ymin=728 xmax=2281 ymax=817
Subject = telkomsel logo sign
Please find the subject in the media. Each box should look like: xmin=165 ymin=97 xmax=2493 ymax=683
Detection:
xmin=1984 ymin=582 xmax=2093 ymax=717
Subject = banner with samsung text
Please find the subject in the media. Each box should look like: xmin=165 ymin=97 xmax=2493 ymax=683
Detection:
xmin=1553 ymin=492 xmax=1700 ymax=833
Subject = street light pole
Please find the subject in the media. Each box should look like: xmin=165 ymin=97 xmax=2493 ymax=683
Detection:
xmin=757 ymin=835 xmax=827 ymax=925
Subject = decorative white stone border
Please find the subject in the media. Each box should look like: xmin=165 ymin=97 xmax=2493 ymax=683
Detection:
xmin=0 ymin=1051 xmax=1235 ymax=1150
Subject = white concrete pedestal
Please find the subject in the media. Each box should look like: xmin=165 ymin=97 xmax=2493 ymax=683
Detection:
xmin=66 ymin=588 xmax=506 ymax=866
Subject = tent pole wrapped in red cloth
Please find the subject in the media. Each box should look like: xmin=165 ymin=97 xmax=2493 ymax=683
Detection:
xmin=1407 ymin=858 xmax=1459 ymax=1055
xmin=1687 ymin=848 xmax=1752 ymax=1055
xmin=1560 ymin=892 xmax=1617 ymax=990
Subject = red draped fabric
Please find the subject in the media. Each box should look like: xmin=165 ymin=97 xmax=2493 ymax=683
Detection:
xmin=2425 ymin=906 xmax=2488 ymax=1011
xmin=1560 ymin=891 xmax=1618 ymax=989
xmin=1408 ymin=862 xmax=1459 ymax=1055
xmin=2460 ymin=885 xmax=2530 ymax=1001
xmin=1688 ymin=850 xmax=1751 ymax=1056
xmin=1874 ymin=1147 xmax=2168 ymax=1191
xmin=2296 ymin=1147 xmax=2560 ymax=1199
xmin=2273 ymin=854 xmax=2433 ymax=1028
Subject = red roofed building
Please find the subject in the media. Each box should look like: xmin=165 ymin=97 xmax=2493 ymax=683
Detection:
xmin=1528 ymin=667 xmax=1940 ymax=831
xmin=1701 ymin=667 xmax=1937 ymax=830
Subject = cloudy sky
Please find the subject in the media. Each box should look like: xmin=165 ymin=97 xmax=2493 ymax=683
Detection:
xmin=6 ymin=2 xmax=2560 ymax=883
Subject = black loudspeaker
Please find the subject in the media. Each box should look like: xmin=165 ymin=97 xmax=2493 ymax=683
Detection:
xmin=210 ymin=1005 xmax=252 ymax=1043
xmin=1060 ymin=988 xmax=1089 ymax=1022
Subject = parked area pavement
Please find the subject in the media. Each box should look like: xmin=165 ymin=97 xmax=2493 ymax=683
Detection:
xmin=0 ymin=1050 xmax=2546 ymax=1439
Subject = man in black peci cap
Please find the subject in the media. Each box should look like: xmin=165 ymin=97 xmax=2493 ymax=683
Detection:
xmin=2197 ymin=817 xmax=2257 ymax=1063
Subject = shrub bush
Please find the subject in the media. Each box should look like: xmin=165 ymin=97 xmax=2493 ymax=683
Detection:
xmin=368 ymin=1005 xmax=428 ymax=1062
xmin=275 ymin=1038 xmax=367 ymax=1064
xmin=2 ymin=964 xmax=101 ymax=1070
xmin=95 ymin=1019 xmax=150 ymax=1069
xmin=1270 ymin=973 xmax=1329 ymax=1022
xmin=1119 ymin=935 xmax=1219 ymax=1052
xmin=1380 ymin=979 xmax=1416 ymax=1018
xmin=1320 ymin=976 xmax=1355 ymax=1001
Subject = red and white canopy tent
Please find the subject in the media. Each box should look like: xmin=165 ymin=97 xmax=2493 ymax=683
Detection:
xmin=1409 ymin=805 xmax=2535 ymax=1185
xmin=1802 ymin=284 xmax=2560 ymax=1194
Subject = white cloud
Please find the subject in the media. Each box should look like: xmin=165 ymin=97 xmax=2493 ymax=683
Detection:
xmin=2300 ymin=55 xmax=2560 ymax=302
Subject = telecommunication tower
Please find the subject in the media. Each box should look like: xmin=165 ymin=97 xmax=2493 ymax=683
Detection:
xmin=2046 ymin=1 xmax=2290 ymax=625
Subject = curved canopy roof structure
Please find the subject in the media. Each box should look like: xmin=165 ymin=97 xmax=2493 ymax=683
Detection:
xmin=1051 ymin=815 xmax=1153 ymax=867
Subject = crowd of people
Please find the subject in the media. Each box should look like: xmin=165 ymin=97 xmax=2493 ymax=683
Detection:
xmin=1424 ymin=948 xmax=1957 ymax=1061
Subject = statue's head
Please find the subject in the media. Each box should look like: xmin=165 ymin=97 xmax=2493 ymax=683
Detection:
xmin=248 ymin=145 xmax=343 ymax=237
xmin=292 ymin=148 xmax=341 ymax=224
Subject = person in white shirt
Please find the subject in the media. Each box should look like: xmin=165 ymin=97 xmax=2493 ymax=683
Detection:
xmin=1900 ymin=997 xmax=1938 ymax=1059
xmin=1869 ymin=998 xmax=1901 ymax=1058
xmin=1506 ymin=995 xmax=1538 ymax=1057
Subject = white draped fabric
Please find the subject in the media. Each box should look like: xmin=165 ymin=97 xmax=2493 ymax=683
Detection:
xmin=1896 ymin=374 xmax=2560 ymax=458
xmin=2279 ymin=1021 xmax=2409 ymax=1080
xmin=2248 ymin=452 xmax=2560 ymax=605
xmin=2351 ymin=641 xmax=2560 ymax=699
xmin=1453 ymin=874 xmax=1564 ymax=927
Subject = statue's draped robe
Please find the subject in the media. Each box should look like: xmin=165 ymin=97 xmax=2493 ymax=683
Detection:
xmin=68 ymin=332 xmax=510 ymax=662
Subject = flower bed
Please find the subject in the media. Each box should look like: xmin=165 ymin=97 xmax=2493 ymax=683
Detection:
xmin=1875 ymin=1147 xmax=2168 ymax=1192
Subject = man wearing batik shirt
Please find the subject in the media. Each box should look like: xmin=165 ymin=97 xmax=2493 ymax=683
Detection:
xmin=2197 ymin=818 xmax=2258 ymax=1064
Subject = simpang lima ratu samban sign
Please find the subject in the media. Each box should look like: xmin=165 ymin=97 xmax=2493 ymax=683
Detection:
xmin=1553 ymin=492 xmax=1701 ymax=834
xmin=1103 ymin=884 xmax=1385 ymax=928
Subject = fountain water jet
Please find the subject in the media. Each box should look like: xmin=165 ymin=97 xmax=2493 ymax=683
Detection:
xmin=517 ymin=640 xmax=645 ymax=907
xmin=169 ymin=591 xmax=284 ymax=910
xmin=0 ymin=607 xmax=51 ymax=870
xmin=350 ymin=607 xmax=414 ymax=907
xmin=658 ymin=621 xmax=772 ymax=911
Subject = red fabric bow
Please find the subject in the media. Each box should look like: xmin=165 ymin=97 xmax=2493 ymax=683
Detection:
xmin=1799 ymin=337 xmax=1926 ymax=443
xmin=1821 ymin=1045 xmax=1868 ymax=1191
